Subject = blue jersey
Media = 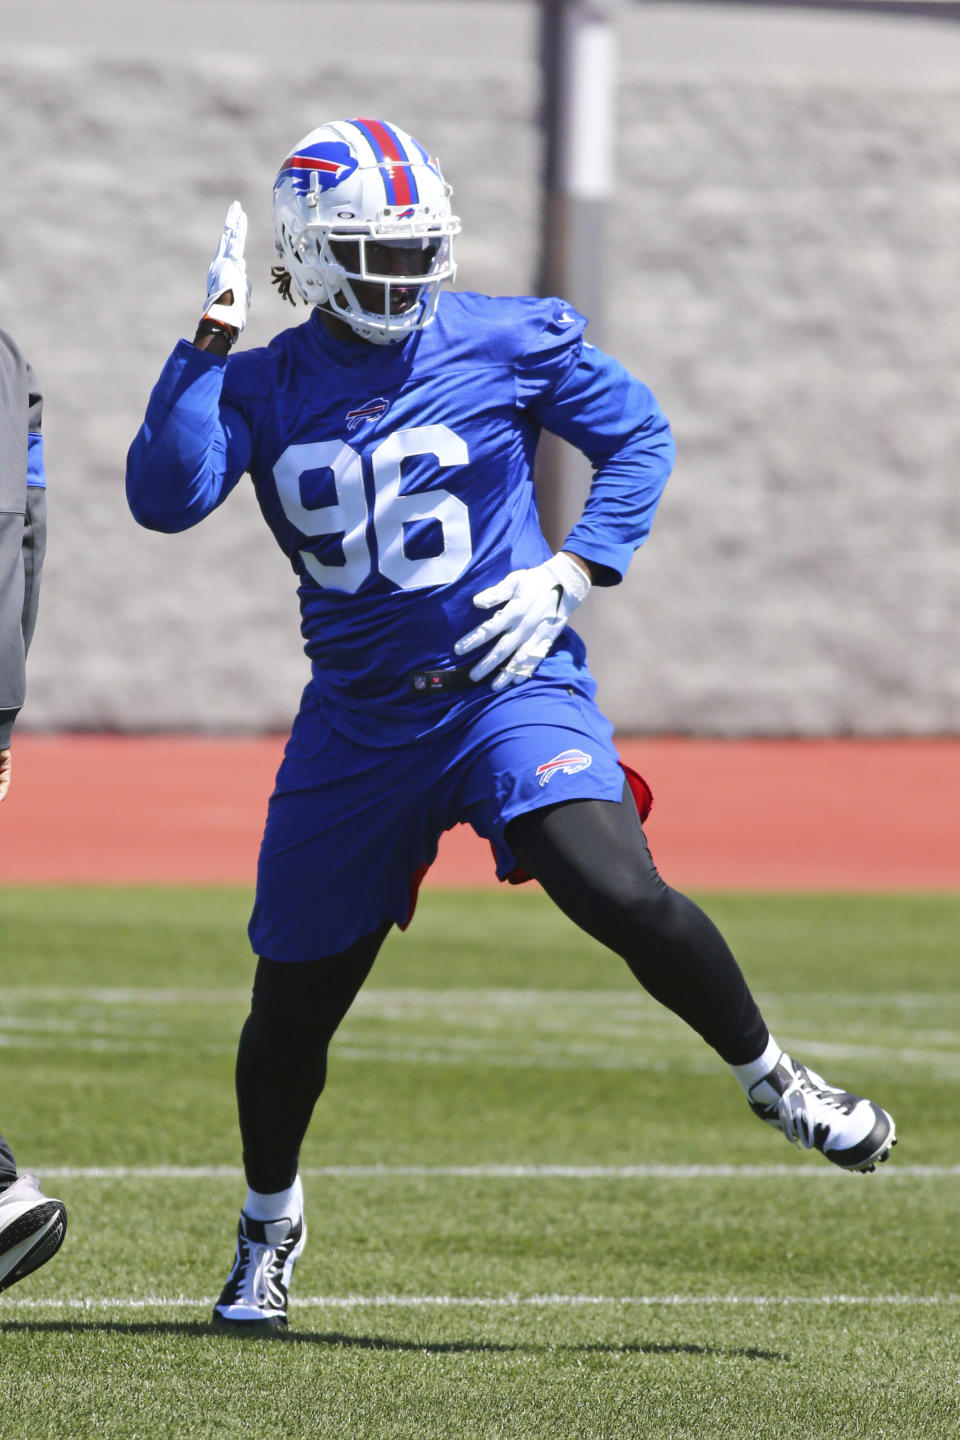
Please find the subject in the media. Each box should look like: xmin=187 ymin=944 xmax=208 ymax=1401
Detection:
xmin=127 ymin=292 xmax=674 ymax=745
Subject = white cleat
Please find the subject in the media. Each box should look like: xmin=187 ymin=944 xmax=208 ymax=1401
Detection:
xmin=211 ymin=1209 xmax=306 ymax=1335
xmin=0 ymin=1174 xmax=68 ymax=1292
xmin=749 ymin=1053 xmax=896 ymax=1172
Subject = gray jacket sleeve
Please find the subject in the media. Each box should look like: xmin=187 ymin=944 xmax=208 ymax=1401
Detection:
xmin=0 ymin=330 xmax=46 ymax=750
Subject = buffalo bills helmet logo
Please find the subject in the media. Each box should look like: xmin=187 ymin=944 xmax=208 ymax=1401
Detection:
xmin=535 ymin=749 xmax=593 ymax=788
xmin=276 ymin=141 xmax=359 ymax=195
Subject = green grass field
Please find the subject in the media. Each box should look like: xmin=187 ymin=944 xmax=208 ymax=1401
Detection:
xmin=0 ymin=886 xmax=957 ymax=1439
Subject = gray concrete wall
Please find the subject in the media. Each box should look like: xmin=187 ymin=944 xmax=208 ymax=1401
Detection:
xmin=2 ymin=1 xmax=957 ymax=735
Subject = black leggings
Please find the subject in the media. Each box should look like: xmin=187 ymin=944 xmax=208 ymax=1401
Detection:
xmin=0 ymin=1133 xmax=17 ymax=1188
xmin=506 ymin=781 xmax=768 ymax=1066
xmin=236 ymin=781 xmax=768 ymax=1192
xmin=236 ymin=922 xmax=388 ymax=1193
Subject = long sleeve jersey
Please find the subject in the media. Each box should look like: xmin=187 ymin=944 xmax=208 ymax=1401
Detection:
xmin=127 ymin=292 xmax=674 ymax=745
xmin=0 ymin=330 xmax=46 ymax=750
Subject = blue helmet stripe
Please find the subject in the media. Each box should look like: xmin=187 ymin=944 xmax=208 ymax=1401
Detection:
xmin=350 ymin=118 xmax=420 ymax=207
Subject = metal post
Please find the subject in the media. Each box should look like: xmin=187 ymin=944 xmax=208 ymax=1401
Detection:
xmin=536 ymin=0 xmax=623 ymax=549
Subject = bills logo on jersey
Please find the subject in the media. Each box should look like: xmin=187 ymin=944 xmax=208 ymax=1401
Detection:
xmin=277 ymin=141 xmax=359 ymax=195
xmin=535 ymin=748 xmax=593 ymax=787
xmin=345 ymin=397 xmax=390 ymax=431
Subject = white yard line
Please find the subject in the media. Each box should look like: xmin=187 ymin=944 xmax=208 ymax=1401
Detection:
xmin=3 ymin=990 xmax=959 ymax=1075
xmin=31 ymin=1163 xmax=960 ymax=1180
xmin=3 ymin=987 xmax=960 ymax=1008
xmin=3 ymin=1292 xmax=959 ymax=1313
xmin=0 ymin=1036 xmax=954 ymax=1082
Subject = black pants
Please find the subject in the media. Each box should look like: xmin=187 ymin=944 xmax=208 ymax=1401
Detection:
xmin=0 ymin=1133 xmax=17 ymax=1189
xmin=235 ymin=780 xmax=769 ymax=1193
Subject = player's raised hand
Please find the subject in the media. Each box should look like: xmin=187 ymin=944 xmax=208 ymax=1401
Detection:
xmin=454 ymin=551 xmax=591 ymax=691
xmin=199 ymin=201 xmax=251 ymax=342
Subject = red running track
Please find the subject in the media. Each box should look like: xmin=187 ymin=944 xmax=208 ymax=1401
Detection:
xmin=0 ymin=735 xmax=957 ymax=890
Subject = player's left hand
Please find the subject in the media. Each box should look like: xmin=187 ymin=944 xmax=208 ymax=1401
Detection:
xmin=201 ymin=201 xmax=251 ymax=337
xmin=454 ymin=551 xmax=591 ymax=691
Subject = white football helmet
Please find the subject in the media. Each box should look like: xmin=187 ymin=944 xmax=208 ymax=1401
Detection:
xmin=272 ymin=117 xmax=460 ymax=345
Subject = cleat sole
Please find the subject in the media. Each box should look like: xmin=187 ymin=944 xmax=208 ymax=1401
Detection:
xmin=828 ymin=1111 xmax=897 ymax=1174
xmin=0 ymin=1203 xmax=68 ymax=1293
xmin=843 ymin=1133 xmax=896 ymax=1174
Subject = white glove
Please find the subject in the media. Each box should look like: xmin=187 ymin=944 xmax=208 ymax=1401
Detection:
xmin=201 ymin=201 xmax=251 ymax=335
xmin=454 ymin=551 xmax=591 ymax=692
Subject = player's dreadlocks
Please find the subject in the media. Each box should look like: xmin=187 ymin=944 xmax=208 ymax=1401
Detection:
xmin=270 ymin=266 xmax=296 ymax=305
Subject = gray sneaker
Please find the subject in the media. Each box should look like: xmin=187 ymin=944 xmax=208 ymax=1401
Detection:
xmin=0 ymin=1174 xmax=68 ymax=1292
xmin=211 ymin=1209 xmax=306 ymax=1334
xmin=749 ymin=1053 xmax=896 ymax=1172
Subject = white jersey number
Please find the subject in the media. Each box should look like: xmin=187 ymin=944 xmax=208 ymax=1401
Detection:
xmin=273 ymin=424 xmax=471 ymax=593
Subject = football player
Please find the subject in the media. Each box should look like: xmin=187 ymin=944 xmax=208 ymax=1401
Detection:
xmin=126 ymin=119 xmax=896 ymax=1335
xmin=0 ymin=328 xmax=69 ymax=1292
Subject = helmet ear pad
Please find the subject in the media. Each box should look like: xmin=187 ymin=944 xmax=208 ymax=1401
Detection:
xmin=322 ymin=253 xmax=349 ymax=298
xmin=271 ymin=118 xmax=460 ymax=345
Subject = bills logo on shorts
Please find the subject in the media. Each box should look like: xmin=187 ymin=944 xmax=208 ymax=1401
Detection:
xmin=276 ymin=141 xmax=359 ymax=195
xmin=535 ymin=748 xmax=593 ymax=788
xmin=345 ymin=397 xmax=390 ymax=431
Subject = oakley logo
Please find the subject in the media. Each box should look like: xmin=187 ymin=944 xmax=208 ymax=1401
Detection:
xmin=535 ymin=748 xmax=593 ymax=787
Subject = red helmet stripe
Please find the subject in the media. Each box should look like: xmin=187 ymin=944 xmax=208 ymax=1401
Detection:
xmin=353 ymin=117 xmax=417 ymax=207
xmin=280 ymin=154 xmax=344 ymax=174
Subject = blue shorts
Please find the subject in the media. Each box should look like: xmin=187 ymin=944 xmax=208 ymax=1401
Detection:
xmin=248 ymin=677 xmax=628 ymax=962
